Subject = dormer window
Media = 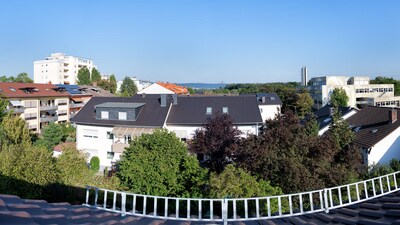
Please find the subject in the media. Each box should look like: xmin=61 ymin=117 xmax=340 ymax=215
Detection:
xmin=118 ymin=112 xmax=127 ymax=120
xmin=223 ymin=107 xmax=228 ymax=114
xmin=95 ymin=102 xmax=145 ymax=121
xmin=206 ymin=107 xmax=212 ymax=115
xmin=101 ymin=111 xmax=109 ymax=119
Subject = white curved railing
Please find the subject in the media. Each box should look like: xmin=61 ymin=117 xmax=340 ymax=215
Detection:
xmin=84 ymin=171 xmax=400 ymax=224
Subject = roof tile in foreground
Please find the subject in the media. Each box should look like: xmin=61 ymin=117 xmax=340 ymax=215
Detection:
xmin=1 ymin=190 xmax=400 ymax=224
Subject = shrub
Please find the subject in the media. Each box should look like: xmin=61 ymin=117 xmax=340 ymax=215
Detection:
xmin=90 ymin=156 xmax=100 ymax=172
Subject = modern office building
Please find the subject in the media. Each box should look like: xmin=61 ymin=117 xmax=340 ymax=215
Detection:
xmin=34 ymin=53 xmax=96 ymax=85
xmin=308 ymin=76 xmax=400 ymax=109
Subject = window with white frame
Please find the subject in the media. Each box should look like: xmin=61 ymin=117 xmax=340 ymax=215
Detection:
xmin=118 ymin=112 xmax=127 ymax=120
xmin=83 ymin=129 xmax=98 ymax=138
xmin=101 ymin=111 xmax=109 ymax=119
xmin=206 ymin=107 xmax=212 ymax=115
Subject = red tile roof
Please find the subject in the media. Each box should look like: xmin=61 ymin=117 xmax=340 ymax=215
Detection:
xmin=156 ymin=82 xmax=189 ymax=95
xmin=0 ymin=82 xmax=70 ymax=98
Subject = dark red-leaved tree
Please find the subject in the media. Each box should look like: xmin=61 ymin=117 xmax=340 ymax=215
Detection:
xmin=189 ymin=112 xmax=242 ymax=173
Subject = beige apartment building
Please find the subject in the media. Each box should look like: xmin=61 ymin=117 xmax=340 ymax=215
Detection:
xmin=34 ymin=53 xmax=96 ymax=85
xmin=308 ymin=76 xmax=400 ymax=109
xmin=0 ymin=82 xmax=71 ymax=133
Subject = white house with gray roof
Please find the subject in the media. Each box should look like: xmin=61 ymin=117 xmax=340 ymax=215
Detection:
xmin=71 ymin=94 xmax=281 ymax=170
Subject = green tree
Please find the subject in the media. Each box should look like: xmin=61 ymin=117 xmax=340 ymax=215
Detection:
xmin=329 ymin=106 xmax=354 ymax=149
xmin=287 ymin=92 xmax=313 ymax=118
xmin=0 ymin=97 xmax=8 ymax=122
xmin=118 ymin=129 xmax=208 ymax=197
xmin=90 ymin=156 xmax=100 ymax=171
xmin=0 ymin=144 xmax=56 ymax=199
xmin=0 ymin=113 xmax=31 ymax=148
xmin=209 ymin=164 xmax=283 ymax=198
xmin=304 ymin=114 xmax=319 ymax=137
xmin=91 ymin=68 xmax=101 ymax=83
xmin=36 ymin=123 xmax=64 ymax=150
xmin=330 ymin=88 xmax=349 ymax=107
xmin=56 ymin=144 xmax=92 ymax=186
xmin=189 ymin=113 xmax=242 ymax=173
xmin=236 ymin=111 xmax=361 ymax=193
xmin=120 ymin=76 xmax=138 ymax=96
xmin=188 ymin=87 xmax=195 ymax=95
xmin=14 ymin=73 xmax=33 ymax=83
xmin=109 ymin=74 xmax=117 ymax=93
xmin=77 ymin=67 xmax=91 ymax=85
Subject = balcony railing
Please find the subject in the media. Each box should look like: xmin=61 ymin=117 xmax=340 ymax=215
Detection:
xmin=85 ymin=171 xmax=400 ymax=225
xmin=40 ymin=105 xmax=57 ymax=111
xmin=6 ymin=107 xmax=24 ymax=114
xmin=70 ymin=103 xmax=85 ymax=108
xmin=40 ymin=116 xmax=58 ymax=123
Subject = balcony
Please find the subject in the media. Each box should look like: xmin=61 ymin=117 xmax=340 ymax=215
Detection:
xmin=6 ymin=107 xmax=24 ymax=114
xmin=111 ymin=143 xmax=129 ymax=154
xmin=40 ymin=104 xmax=57 ymax=111
xmin=40 ymin=116 xmax=58 ymax=123
xmin=70 ymin=102 xmax=84 ymax=108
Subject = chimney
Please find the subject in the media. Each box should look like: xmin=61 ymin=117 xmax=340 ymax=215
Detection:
xmin=172 ymin=94 xmax=178 ymax=105
xmin=329 ymin=107 xmax=334 ymax=116
xmin=92 ymin=82 xmax=97 ymax=87
xmin=262 ymin=96 xmax=266 ymax=103
xmin=389 ymin=109 xmax=397 ymax=124
xmin=160 ymin=94 xmax=167 ymax=107
xmin=141 ymin=93 xmax=146 ymax=98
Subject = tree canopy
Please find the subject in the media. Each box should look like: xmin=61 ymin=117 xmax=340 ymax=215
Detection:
xmin=76 ymin=67 xmax=91 ymax=85
xmin=189 ymin=113 xmax=242 ymax=173
xmin=118 ymin=129 xmax=208 ymax=197
xmin=235 ymin=111 xmax=362 ymax=193
xmin=0 ymin=73 xmax=33 ymax=83
xmin=330 ymin=88 xmax=349 ymax=107
xmin=120 ymin=76 xmax=138 ymax=96
xmin=91 ymin=68 xmax=101 ymax=83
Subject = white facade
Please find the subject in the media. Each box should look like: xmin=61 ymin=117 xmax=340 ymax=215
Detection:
xmin=76 ymin=124 xmax=115 ymax=170
xmin=259 ymin=104 xmax=281 ymax=122
xmin=117 ymin=77 xmax=152 ymax=93
xmin=166 ymin=124 xmax=261 ymax=140
xmin=137 ymin=83 xmax=174 ymax=94
xmin=34 ymin=53 xmax=96 ymax=85
xmin=309 ymin=76 xmax=400 ymax=109
xmin=367 ymin=127 xmax=400 ymax=166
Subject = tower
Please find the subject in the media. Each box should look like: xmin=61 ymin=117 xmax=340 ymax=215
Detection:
xmin=301 ymin=66 xmax=308 ymax=86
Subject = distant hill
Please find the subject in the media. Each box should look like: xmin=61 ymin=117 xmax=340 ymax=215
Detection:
xmin=177 ymin=83 xmax=227 ymax=89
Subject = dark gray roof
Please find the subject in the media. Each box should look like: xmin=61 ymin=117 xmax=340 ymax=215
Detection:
xmin=95 ymin=102 xmax=145 ymax=109
xmin=315 ymin=104 xmax=359 ymax=130
xmin=71 ymin=95 xmax=171 ymax=127
xmin=256 ymin=93 xmax=282 ymax=105
xmin=167 ymin=95 xmax=263 ymax=125
xmin=346 ymin=106 xmax=400 ymax=148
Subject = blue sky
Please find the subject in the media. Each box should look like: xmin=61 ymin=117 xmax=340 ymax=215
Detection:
xmin=1 ymin=0 xmax=400 ymax=83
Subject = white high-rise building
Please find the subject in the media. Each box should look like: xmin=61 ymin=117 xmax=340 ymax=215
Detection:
xmin=34 ymin=53 xmax=96 ymax=85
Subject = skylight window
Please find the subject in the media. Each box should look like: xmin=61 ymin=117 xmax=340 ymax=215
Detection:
xmin=270 ymin=96 xmax=276 ymax=100
xmin=206 ymin=107 xmax=212 ymax=115
xmin=223 ymin=107 xmax=228 ymax=114
xmin=371 ymin=129 xmax=378 ymax=134
xmin=323 ymin=118 xmax=331 ymax=123
xmin=9 ymin=87 xmax=16 ymax=92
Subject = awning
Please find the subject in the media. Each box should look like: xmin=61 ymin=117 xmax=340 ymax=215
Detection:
xmin=111 ymin=127 xmax=155 ymax=138
xmin=9 ymin=100 xmax=23 ymax=107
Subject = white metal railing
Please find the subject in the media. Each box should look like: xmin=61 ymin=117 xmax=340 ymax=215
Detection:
xmin=84 ymin=171 xmax=400 ymax=224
